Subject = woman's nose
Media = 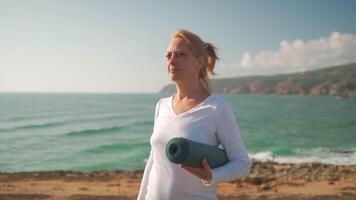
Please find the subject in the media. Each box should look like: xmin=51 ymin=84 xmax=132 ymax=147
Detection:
xmin=168 ymin=54 xmax=176 ymax=65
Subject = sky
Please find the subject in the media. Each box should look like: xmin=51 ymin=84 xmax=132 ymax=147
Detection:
xmin=1 ymin=0 xmax=356 ymax=93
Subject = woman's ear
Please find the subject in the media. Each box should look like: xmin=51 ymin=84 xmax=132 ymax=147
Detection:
xmin=196 ymin=56 xmax=204 ymax=70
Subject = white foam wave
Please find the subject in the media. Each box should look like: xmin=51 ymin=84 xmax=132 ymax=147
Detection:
xmin=249 ymin=147 xmax=356 ymax=165
xmin=249 ymin=151 xmax=274 ymax=162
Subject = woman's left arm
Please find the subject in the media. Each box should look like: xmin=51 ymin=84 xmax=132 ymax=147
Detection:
xmin=202 ymin=101 xmax=252 ymax=186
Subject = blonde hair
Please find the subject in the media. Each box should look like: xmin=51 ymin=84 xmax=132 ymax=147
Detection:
xmin=170 ymin=29 xmax=219 ymax=93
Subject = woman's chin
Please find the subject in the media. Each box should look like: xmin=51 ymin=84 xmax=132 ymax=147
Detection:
xmin=169 ymin=74 xmax=180 ymax=81
xmin=169 ymin=74 xmax=192 ymax=84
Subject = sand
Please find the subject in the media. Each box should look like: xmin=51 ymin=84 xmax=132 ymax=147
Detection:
xmin=1 ymin=161 xmax=355 ymax=200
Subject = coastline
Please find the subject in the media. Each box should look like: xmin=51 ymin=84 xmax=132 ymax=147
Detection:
xmin=1 ymin=161 xmax=355 ymax=200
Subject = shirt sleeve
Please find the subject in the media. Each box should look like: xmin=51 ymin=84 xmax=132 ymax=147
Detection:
xmin=137 ymin=100 xmax=161 ymax=199
xmin=201 ymin=101 xmax=252 ymax=186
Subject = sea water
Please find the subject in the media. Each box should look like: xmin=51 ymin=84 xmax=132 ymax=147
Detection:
xmin=0 ymin=93 xmax=355 ymax=172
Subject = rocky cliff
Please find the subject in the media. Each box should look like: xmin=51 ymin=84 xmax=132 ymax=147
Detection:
xmin=160 ymin=63 xmax=356 ymax=98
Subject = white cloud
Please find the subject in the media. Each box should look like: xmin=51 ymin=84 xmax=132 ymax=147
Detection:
xmin=240 ymin=32 xmax=356 ymax=73
xmin=240 ymin=52 xmax=252 ymax=68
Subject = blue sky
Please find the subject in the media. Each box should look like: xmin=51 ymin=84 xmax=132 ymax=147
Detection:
xmin=1 ymin=0 xmax=356 ymax=93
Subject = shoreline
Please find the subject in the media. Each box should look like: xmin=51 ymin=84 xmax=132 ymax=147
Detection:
xmin=1 ymin=161 xmax=356 ymax=200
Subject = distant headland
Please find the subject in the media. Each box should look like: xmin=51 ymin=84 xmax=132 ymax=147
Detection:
xmin=160 ymin=63 xmax=356 ymax=98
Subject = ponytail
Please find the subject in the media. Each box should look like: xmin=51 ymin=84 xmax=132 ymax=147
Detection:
xmin=205 ymin=42 xmax=219 ymax=76
xmin=199 ymin=42 xmax=219 ymax=93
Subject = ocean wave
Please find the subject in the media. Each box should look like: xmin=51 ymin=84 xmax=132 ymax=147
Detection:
xmin=1 ymin=110 xmax=119 ymax=123
xmin=249 ymin=147 xmax=356 ymax=165
xmin=14 ymin=122 xmax=65 ymax=130
xmin=1 ymin=115 xmax=127 ymax=132
xmin=129 ymin=120 xmax=153 ymax=127
xmin=249 ymin=151 xmax=274 ymax=162
xmin=84 ymin=141 xmax=148 ymax=154
xmin=65 ymin=126 xmax=125 ymax=136
xmin=1 ymin=116 xmax=28 ymax=122
xmin=0 ymin=121 xmax=65 ymax=132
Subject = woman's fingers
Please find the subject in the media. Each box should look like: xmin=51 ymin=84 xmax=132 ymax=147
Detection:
xmin=181 ymin=164 xmax=205 ymax=179
xmin=202 ymin=158 xmax=210 ymax=170
xmin=180 ymin=158 xmax=212 ymax=180
xmin=201 ymin=158 xmax=212 ymax=180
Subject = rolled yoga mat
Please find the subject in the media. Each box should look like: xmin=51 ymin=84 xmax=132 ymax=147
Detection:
xmin=165 ymin=137 xmax=228 ymax=169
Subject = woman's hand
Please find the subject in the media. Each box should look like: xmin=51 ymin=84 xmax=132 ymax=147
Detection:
xmin=180 ymin=158 xmax=212 ymax=181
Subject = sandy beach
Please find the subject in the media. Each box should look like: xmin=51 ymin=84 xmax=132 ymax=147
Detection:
xmin=1 ymin=161 xmax=355 ymax=200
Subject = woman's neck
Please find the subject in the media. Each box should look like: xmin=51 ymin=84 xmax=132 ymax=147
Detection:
xmin=174 ymin=80 xmax=210 ymax=100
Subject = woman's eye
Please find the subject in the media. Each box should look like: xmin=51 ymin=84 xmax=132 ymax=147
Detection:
xmin=166 ymin=52 xmax=184 ymax=59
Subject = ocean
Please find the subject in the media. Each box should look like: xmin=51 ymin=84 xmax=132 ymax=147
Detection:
xmin=0 ymin=93 xmax=355 ymax=173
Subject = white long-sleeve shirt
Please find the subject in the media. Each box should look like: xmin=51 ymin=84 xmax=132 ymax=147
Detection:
xmin=137 ymin=94 xmax=252 ymax=200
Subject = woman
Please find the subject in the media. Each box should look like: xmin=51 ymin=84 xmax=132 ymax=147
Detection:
xmin=137 ymin=29 xmax=252 ymax=200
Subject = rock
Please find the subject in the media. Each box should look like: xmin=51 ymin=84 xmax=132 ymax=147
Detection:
xmin=247 ymin=177 xmax=264 ymax=185
xmin=327 ymin=175 xmax=340 ymax=182
xmin=65 ymin=173 xmax=77 ymax=178
xmin=260 ymin=183 xmax=271 ymax=190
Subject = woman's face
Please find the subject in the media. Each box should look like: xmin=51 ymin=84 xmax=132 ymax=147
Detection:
xmin=166 ymin=38 xmax=201 ymax=82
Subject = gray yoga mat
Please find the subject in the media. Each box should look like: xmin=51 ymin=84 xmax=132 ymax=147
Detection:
xmin=165 ymin=137 xmax=228 ymax=169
